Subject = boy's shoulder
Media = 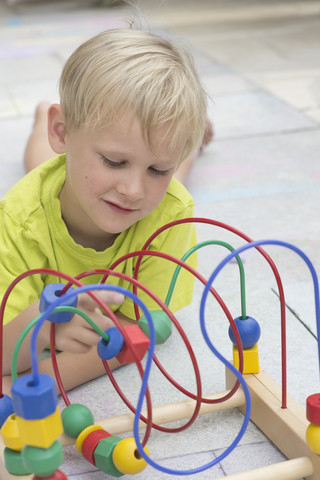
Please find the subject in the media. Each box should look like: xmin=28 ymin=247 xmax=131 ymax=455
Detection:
xmin=0 ymin=155 xmax=65 ymax=222
xmin=139 ymin=176 xmax=195 ymax=232
xmin=163 ymin=176 xmax=195 ymax=209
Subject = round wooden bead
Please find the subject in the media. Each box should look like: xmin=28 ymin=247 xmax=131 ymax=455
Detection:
xmin=94 ymin=436 xmax=124 ymax=477
xmin=75 ymin=425 xmax=103 ymax=453
xmin=97 ymin=327 xmax=124 ymax=360
xmin=228 ymin=316 xmax=261 ymax=349
xmin=138 ymin=310 xmax=172 ymax=344
xmin=3 ymin=447 xmax=32 ymax=475
xmin=11 ymin=373 xmax=58 ymax=420
xmin=22 ymin=440 xmax=64 ymax=477
xmin=61 ymin=404 xmax=94 ymax=438
xmin=81 ymin=429 xmax=111 ymax=465
xmin=307 ymin=394 xmax=320 ymax=425
xmin=1 ymin=414 xmax=24 ymax=451
xmin=0 ymin=393 xmax=14 ymax=428
xmin=40 ymin=283 xmax=77 ymax=323
xmin=32 ymin=470 xmax=68 ymax=480
xmin=306 ymin=423 xmax=320 ymax=454
xmin=112 ymin=438 xmax=149 ymax=475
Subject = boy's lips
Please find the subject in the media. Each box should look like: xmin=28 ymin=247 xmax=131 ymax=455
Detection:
xmin=104 ymin=200 xmax=137 ymax=215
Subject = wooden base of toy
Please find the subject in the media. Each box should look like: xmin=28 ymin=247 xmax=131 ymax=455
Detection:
xmin=1 ymin=368 xmax=319 ymax=479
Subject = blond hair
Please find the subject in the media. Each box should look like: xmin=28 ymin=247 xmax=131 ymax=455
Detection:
xmin=59 ymin=28 xmax=207 ymax=161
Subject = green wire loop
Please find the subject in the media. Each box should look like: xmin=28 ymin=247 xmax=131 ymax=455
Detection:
xmin=165 ymin=240 xmax=247 ymax=319
xmin=11 ymin=305 xmax=110 ymax=381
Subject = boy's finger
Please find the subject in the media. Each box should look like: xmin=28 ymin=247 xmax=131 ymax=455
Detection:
xmin=89 ymin=290 xmax=124 ymax=306
xmin=78 ymin=290 xmax=124 ymax=310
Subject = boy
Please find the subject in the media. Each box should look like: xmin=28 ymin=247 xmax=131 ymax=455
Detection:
xmin=0 ymin=28 xmax=207 ymax=394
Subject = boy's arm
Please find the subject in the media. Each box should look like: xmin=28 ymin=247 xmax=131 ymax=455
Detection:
xmin=2 ymin=309 xmax=135 ymax=396
xmin=2 ymin=291 xmax=126 ymax=376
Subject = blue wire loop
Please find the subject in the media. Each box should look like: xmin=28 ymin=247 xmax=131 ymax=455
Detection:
xmin=30 ymin=284 xmax=156 ymax=386
xmin=200 ymin=239 xmax=320 ymax=374
xmin=134 ymin=238 xmax=320 ymax=475
xmin=28 ymin=238 xmax=320 ymax=476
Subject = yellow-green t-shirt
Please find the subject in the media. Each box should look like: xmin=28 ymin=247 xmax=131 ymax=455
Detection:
xmin=0 ymin=155 xmax=197 ymax=325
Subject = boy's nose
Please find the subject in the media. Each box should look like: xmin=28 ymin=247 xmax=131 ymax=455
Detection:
xmin=117 ymin=172 xmax=145 ymax=201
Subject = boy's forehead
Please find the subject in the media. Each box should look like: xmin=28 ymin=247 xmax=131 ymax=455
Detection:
xmin=91 ymin=113 xmax=184 ymax=162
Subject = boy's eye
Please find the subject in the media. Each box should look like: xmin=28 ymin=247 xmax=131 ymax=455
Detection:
xmin=101 ymin=155 xmax=125 ymax=168
xmin=149 ymin=167 xmax=170 ymax=176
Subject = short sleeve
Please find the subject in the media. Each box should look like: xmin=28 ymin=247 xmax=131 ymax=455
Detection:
xmin=0 ymin=211 xmax=44 ymax=325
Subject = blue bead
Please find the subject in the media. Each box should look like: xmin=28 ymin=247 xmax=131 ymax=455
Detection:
xmin=228 ymin=316 xmax=261 ymax=349
xmin=11 ymin=373 xmax=58 ymax=420
xmin=0 ymin=394 xmax=14 ymax=428
xmin=40 ymin=283 xmax=77 ymax=323
xmin=97 ymin=327 xmax=124 ymax=360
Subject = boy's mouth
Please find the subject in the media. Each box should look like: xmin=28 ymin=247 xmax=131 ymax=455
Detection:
xmin=104 ymin=200 xmax=137 ymax=215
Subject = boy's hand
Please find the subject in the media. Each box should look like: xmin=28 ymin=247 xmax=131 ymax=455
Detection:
xmin=53 ymin=291 xmax=124 ymax=354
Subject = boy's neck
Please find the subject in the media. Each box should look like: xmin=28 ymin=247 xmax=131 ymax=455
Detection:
xmin=66 ymin=224 xmax=118 ymax=251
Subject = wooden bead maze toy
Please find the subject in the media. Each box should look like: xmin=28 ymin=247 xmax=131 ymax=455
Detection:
xmin=0 ymin=217 xmax=320 ymax=479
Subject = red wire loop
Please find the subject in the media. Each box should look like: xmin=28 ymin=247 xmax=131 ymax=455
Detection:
xmin=0 ymin=216 xmax=288 ymax=453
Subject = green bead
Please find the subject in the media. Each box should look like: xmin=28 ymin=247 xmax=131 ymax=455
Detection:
xmin=94 ymin=436 xmax=124 ymax=477
xmin=61 ymin=404 xmax=94 ymax=438
xmin=138 ymin=310 xmax=172 ymax=344
xmin=22 ymin=440 xmax=63 ymax=477
xmin=4 ymin=447 xmax=32 ymax=475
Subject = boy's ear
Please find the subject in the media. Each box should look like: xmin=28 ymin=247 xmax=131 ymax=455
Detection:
xmin=47 ymin=104 xmax=67 ymax=154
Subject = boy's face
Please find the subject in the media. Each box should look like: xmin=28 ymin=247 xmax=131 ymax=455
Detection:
xmin=60 ymin=113 xmax=182 ymax=249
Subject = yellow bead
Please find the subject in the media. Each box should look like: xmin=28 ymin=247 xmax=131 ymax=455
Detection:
xmin=112 ymin=438 xmax=149 ymax=475
xmin=233 ymin=344 xmax=260 ymax=374
xmin=16 ymin=407 xmax=63 ymax=449
xmin=306 ymin=423 xmax=320 ymax=454
xmin=1 ymin=414 xmax=24 ymax=451
xmin=75 ymin=425 xmax=103 ymax=453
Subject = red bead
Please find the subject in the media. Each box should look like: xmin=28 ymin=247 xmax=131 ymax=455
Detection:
xmin=32 ymin=470 xmax=68 ymax=480
xmin=307 ymin=393 xmax=320 ymax=425
xmin=82 ymin=429 xmax=111 ymax=465
xmin=116 ymin=325 xmax=149 ymax=365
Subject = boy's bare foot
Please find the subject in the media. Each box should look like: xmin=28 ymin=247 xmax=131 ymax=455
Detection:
xmin=201 ymin=118 xmax=214 ymax=150
xmin=175 ymin=118 xmax=214 ymax=183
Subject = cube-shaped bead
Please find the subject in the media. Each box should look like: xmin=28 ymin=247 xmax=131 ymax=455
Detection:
xmin=16 ymin=407 xmax=63 ymax=449
xmin=1 ymin=414 xmax=24 ymax=451
xmin=11 ymin=373 xmax=58 ymax=420
xmin=93 ymin=436 xmax=123 ymax=477
xmin=233 ymin=344 xmax=259 ymax=374
xmin=116 ymin=325 xmax=149 ymax=365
